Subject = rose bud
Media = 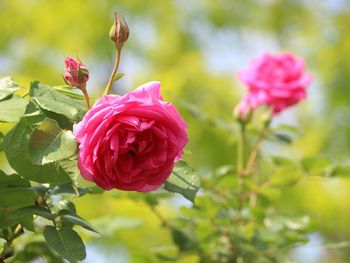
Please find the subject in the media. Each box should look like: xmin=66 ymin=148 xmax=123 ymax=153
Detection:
xmin=73 ymin=82 xmax=188 ymax=192
xmin=237 ymin=53 xmax=312 ymax=114
xmin=109 ymin=13 xmax=129 ymax=50
xmin=64 ymin=56 xmax=89 ymax=89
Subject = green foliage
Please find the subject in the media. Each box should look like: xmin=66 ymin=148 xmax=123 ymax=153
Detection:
xmin=29 ymin=118 xmax=76 ymax=164
xmin=0 ymin=171 xmax=35 ymax=228
xmin=43 ymin=226 xmax=86 ymax=262
xmin=3 ymin=103 xmax=73 ymax=184
xmin=30 ymin=81 xmax=86 ymax=122
xmin=0 ymin=77 xmax=20 ymax=102
xmin=57 ymin=209 xmax=99 ymax=233
xmin=113 ymin=73 xmax=125 ymax=83
xmin=0 ymin=78 xmax=101 ymax=262
xmin=164 ymin=161 xmax=200 ymax=203
xmin=0 ymin=96 xmax=27 ymax=123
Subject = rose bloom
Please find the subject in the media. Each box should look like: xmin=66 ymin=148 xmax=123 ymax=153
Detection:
xmin=236 ymin=53 xmax=312 ymax=115
xmin=64 ymin=56 xmax=89 ymax=88
xmin=73 ymin=82 xmax=188 ymax=192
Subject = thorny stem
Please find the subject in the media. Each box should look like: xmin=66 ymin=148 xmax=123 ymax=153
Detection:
xmin=243 ymin=126 xmax=267 ymax=176
xmin=104 ymin=48 xmax=121 ymax=96
xmin=42 ymin=196 xmax=57 ymax=228
xmin=237 ymin=123 xmax=246 ymax=191
xmin=242 ymin=126 xmax=268 ymax=208
xmin=81 ymin=86 xmax=91 ymax=109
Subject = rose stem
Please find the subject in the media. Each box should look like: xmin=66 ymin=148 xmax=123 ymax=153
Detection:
xmin=81 ymin=86 xmax=91 ymax=109
xmin=237 ymin=122 xmax=245 ymax=191
xmin=104 ymin=48 xmax=121 ymax=96
xmin=242 ymin=126 xmax=267 ymax=208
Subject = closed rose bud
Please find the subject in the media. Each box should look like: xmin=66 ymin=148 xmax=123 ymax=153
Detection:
xmin=109 ymin=13 xmax=129 ymax=49
xmin=64 ymin=56 xmax=89 ymax=89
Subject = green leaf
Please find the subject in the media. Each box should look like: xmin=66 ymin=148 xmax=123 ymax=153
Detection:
xmin=270 ymin=156 xmax=295 ymax=166
xmin=171 ymin=229 xmax=196 ymax=251
xmin=301 ymin=157 xmax=333 ymax=175
xmin=164 ymin=161 xmax=200 ymax=203
xmin=57 ymin=158 xmax=81 ymax=183
xmin=0 ymin=76 xmax=20 ymax=101
xmin=0 ymin=95 xmax=27 ymax=122
xmin=0 ymin=171 xmax=35 ymax=228
xmin=269 ymin=165 xmax=302 ymax=187
xmin=113 ymin=73 xmax=125 ymax=82
xmin=0 ymin=171 xmax=34 ymax=209
xmin=30 ymin=81 xmax=86 ymax=122
xmin=29 ymin=118 xmax=77 ymax=164
xmin=273 ymin=133 xmax=293 ymax=144
xmin=322 ymin=241 xmax=350 ymax=249
xmin=43 ymin=226 xmax=86 ymax=262
xmin=9 ymin=205 xmax=54 ymax=220
xmin=330 ymin=165 xmax=350 ymax=177
xmin=52 ymin=200 xmax=76 ymax=214
xmin=143 ymin=194 xmax=159 ymax=206
xmin=58 ymin=210 xmax=99 ymax=233
xmin=0 ymin=238 xmax=6 ymax=254
xmin=0 ymin=132 xmax=3 ymax=151
xmin=3 ymin=101 xmax=73 ymax=184
xmin=271 ymin=124 xmax=300 ymax=134
xmin=26 ymin=184 xmax=49 ymax=195
xmin=52 ymin=85 xmax=85 ymax=100
xmin=269 ymin=124 xmax=301 ymax=145
xmin=49 ymin=182 xmax=100 ymax=197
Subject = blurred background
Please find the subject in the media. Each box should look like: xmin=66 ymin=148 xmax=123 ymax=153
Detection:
xmin=1 ymin=0 xmax=350 ymax=262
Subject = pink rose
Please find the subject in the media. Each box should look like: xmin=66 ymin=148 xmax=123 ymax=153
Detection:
xmin=237 ymin=53 xmax=312 ymax=114
xmin=64 ymin=56 xmax=89 ymax=89
xmin=73 ymin=82 xmax=188 ymax=192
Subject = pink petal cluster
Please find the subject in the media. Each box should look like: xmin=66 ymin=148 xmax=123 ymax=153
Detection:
xmin=236 ymin=53 xmax=312 ymax=115
xmin=64 ymin=56 xmax=89 ymax=88
xmin=73 ymin=82 xmax=188 ymax=192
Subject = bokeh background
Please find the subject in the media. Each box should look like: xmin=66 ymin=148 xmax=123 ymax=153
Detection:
xmin=1 ymin=0 xmax=350 ymax=262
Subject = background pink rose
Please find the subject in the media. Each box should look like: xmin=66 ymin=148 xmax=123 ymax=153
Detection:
xmin=237 ymin=53 xmax=312 ymax=114
xmin=73 ymin=81 xmax=188 ymax=192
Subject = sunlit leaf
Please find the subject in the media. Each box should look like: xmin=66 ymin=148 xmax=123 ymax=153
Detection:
xmin=0 ymin=76 xmax=20 ymax=101
xmin=164 ymin=161 xmax=200 ymax=203
xmin=0 ymin=95 xmax=27 ymax=122
xmin=30 ymin=81 xmax=86 ymax=122
xmin=29 ymin=118 xmax=77 ymax=164
xmin=53 ymin=85 xmax=85 ymax=100
xmin=3 ymin=101 xmax=73 ymax=184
